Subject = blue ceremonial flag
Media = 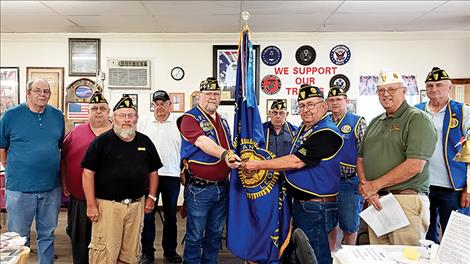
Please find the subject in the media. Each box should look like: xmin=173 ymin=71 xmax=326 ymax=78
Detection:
xmin=227 ymin=29 xmax=292 ymax=263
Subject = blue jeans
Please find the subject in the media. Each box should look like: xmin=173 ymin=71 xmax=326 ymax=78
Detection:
xmin=141 ymin=176 xmax=181 ymax=257
xmin=337 ymin=176 xmax=363 ymax=233
xmin=426 ymin=185 xmax=470 ymax=243
xmin=183 ymin=183 xmax=228 ymax=264
xmin=292 ymin=199 xmax=337 ymax=264
xmin=6 ymin=186 xmax=62 ymax=264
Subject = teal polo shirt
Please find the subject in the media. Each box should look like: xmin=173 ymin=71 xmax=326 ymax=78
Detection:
xmin=0 ymin=103 xmax=64 ymax=192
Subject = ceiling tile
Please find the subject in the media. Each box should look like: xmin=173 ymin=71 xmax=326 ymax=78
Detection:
xmin=67 ymin=15 xmax=157 ymax=28
xmin=242 ymin=1 xmax=342 ymax=15
xmin=143 ymin=1 xmax=240 ymax=16
xmin=0 ymin=0 xmax=54 ymax=14
xmin=327 ymin=13 xmax=422 ymax=25
xmin=42 ymin=1 xmax=148 ymax=16
xmin=1 ymin=14 xmax=77 ymax=31
xmin=432 ymin=1 xmax=470 ymax=15
xmin=337 ymin=1 xmax=445 ymax=13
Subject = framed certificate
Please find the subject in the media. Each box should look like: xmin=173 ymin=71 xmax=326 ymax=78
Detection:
xmin=69 ymin=38 xmax=100 ymax=76
xmin=26 ymin=67 xmax=64 ymax=110
xmin=0 ymin=67 xmax=20 ymax=117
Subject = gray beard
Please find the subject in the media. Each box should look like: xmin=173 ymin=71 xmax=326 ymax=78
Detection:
xmin=114 ymin=126 xmax=136 ymax=140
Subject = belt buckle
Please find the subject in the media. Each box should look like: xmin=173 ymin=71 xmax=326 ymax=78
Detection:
xmin=122 ymin=198 xmax=131 ymax=205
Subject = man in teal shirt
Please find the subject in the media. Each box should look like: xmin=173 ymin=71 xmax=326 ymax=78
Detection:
xmin=0 ymin=79 xmax=64 ymax=264
xmin=358 ymin=69 xmax=437 ymax=246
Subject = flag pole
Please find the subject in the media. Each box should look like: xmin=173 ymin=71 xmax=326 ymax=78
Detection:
xmin=241 ymin=11 xmax=251 ymax=31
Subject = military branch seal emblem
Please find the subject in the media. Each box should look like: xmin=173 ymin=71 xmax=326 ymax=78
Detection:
xmin=340 ymin=125 xmax=352 ymax=134
xmin=295 ymin=45 xmax=316 ymax=66
xmin=329 ymin=74 xmax=351 ymax=92
xmin=261 ymin=45 xmax=282 ymax=66
xmin=239 ymin=139 xmax=279 ymax=199
xmin=261 ymin=75 xmax=282 ymax=95
xmin=330 ymin=45 xmax=351 ymax=66
xmin=450 ymin=117 xmax=459 ymax=128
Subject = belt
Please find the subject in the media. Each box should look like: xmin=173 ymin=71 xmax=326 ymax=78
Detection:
xmin=189 ymin=177 xmax=227 ymax=187
xmin=112 ymin=197 xmax=143 ymax=205
xmin=300 ymin=196 xmax=337 ymax=202
xmin=378 ymin=189 xmax=427 ymax=196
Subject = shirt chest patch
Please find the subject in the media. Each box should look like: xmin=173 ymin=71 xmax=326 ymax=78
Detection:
xmin=390 ymin=123 xmax=400 ymax=131
xmin=138 ymin=147 xmax=146 ymax=151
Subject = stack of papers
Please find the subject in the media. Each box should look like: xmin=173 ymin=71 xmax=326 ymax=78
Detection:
xmin=0 ymin=232 xmax=27 ymax=264
xmin=0 ymin=232 xmax=26 ymax=250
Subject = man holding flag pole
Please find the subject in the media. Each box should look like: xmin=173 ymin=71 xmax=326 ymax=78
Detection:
xmin=242 ymin=83 xmax=344 ymax=264
xmin=227 ymin=12 xmax=293 ymax=264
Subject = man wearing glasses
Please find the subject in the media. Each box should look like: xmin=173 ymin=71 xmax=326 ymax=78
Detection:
xmin=177 ymin=77 xmax=241 ymax=263
xmin=138 ymin=90 xmax=183 ymax=264
xmin=82 ymin=96 xmax=162 ymax=264
xmin=263 ymin=99 xmax=297 ymax=157
xmin=243 ymin=84 xmax=343 ymax=264
xmin=358 ymin=69 xmax=437 ymax=245
xmin=415 ymin=67 xmax=470 ymax=244
xmin=61 ymin=92 xmax=112 ymax=264
xmin=0 ymin=79 xmax=64 ymax=264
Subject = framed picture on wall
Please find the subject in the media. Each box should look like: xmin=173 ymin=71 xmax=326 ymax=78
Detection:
xmin=190 ymin=91 xmax=199 ymax=109
xmin=26 ymin=67 xmax=64 ymax=110
xmin=291 ymin=98 xmax=299 ymax=115
xmin=0 ymin=67 xmax=20 ymax=117
xmin=150 ymin=93 xmax=155 ymax=112
xmin=212 ymin=45 xmax=260 ymax=105
xmin=266 ymin=99 xmax=276 ymax=121
xmin=420 ymin=90 xmax=428 ymax=103
xmin=123 ymin=93 xmax=138 ymax=109
xmin=169 ymin=92 xmax=185 ymax=113
xmin=69 ymin=38 xmax=101 ymax=76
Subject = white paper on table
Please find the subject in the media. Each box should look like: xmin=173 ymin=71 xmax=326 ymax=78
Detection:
xmin=359 ymin=193 xmax=410 ymax=237
xmin=435 ymin=211 xmax=470 ymax=264
xmin=334 ymin=245 xmax=395 ymax=264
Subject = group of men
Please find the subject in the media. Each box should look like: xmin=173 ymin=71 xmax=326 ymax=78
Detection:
xmin=0 ymin=66 xmax=469 ymax=264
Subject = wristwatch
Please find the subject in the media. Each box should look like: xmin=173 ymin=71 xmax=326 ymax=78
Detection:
xmin=148 ymin=194 xmax=157 ymax=202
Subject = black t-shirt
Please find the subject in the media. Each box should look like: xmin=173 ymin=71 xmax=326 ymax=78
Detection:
xmin=81 ymin=129 xmax=163 ymax=201
xmin=289 ymin=129 xmax=343 ymax=200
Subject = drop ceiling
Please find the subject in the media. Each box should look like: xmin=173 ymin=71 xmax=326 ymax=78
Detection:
xmin=1 ymin=1 xmax=469 ymax=33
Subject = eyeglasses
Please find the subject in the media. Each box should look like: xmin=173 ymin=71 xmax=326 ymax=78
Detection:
xmin=31 ymin=88 xmax=51 ymax=95
xmin=377 ymin=87 xmax=404 ymax=95
xmin=90 ymin=106 xmax=108 ymax=112
xmin=201 ymin=92 xmax=221 ymax=97
xmin=114 ymin=113 xmax=137 ymax=119
xmin=298 ymin=101 xmax=323 ymax=111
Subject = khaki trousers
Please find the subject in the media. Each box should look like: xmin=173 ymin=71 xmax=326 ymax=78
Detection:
xmin=88 ymin=198 xmax=144 ymax=264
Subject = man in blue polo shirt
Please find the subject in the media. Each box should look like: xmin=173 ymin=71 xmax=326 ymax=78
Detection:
xmin=0 ymin=79 xmax=64 ymax=264
xmin=263 ymin=99 xmax=297 ymax=157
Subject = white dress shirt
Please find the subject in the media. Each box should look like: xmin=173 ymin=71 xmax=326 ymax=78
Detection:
xmin=138 ymin=114 xmax=181 ymax=177
xmin=424 ymin=101 xmax=470 ymax=188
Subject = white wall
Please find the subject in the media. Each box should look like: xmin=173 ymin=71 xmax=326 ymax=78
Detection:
xmin=2 ymin=31 xmax=470 ymax=124
xmin=2 ymin=31 xmax=470 ymax=204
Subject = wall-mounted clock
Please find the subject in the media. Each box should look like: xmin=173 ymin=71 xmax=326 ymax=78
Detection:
xmin=171 ymin=67 xmax=185 ymax=81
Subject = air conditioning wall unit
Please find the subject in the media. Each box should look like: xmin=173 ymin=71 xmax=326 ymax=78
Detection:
xmin=107 ymin=58 xmax=151 ymax=89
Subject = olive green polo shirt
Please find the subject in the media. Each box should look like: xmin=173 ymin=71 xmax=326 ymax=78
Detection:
xmin=358 ymin=101 xmax=437 ymax=192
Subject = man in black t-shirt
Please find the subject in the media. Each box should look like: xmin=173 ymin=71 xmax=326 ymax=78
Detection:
xmin=82 ymin=96 xmax=162 ymax=264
